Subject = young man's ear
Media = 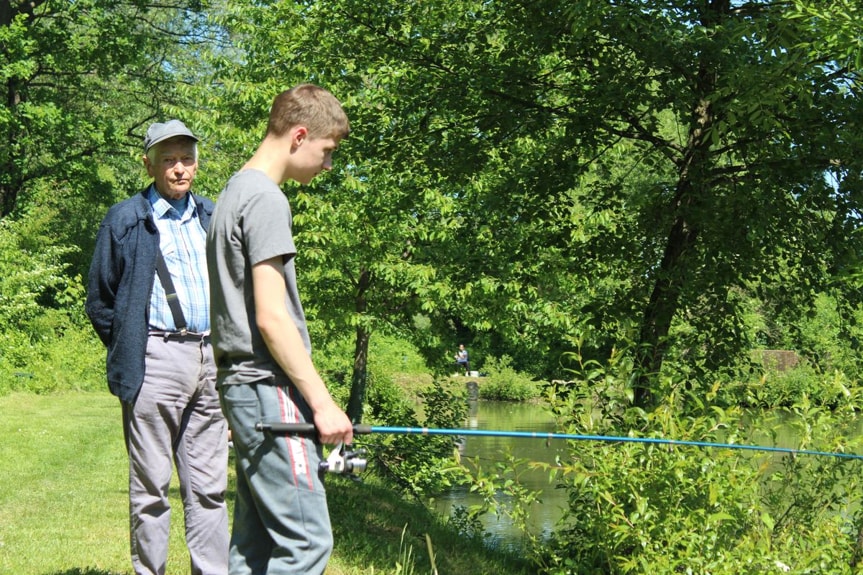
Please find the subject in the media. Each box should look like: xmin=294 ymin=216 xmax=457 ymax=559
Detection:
xmin=292 ymin=126 xmax=308 ymax=146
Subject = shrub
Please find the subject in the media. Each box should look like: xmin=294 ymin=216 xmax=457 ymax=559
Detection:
xmin=24 ymin=321 xmax=105 ymax=394
xmin=0 ymin=213 xmax=107 ymax=396
xmin=314 ymin=333 xmax=468 ymax=496
xmin=477 ymin=356 xmax=539 ymax=401
xmin=0 ymin=315 xmax=105 ymax=396
xmin=530 ymin=354 xmax=863 ymax=575
xmin=720 ymin=362 xmax=855 ymax=409
xmin=364 ymin=381 xmax=468 ymax=497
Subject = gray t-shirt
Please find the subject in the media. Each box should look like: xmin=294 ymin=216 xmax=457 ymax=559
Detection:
xmin=207 ymin=169 xmax=311 ymax=385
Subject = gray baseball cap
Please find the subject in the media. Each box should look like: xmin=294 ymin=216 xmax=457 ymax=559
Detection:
xmin=144 ymin=119 xmax=199 ymax=152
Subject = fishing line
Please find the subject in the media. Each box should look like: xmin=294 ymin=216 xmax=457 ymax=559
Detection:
xmin=256 ymin=422 xmax=863 ymax=461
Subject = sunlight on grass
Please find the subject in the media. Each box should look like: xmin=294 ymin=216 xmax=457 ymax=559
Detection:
xmin=0 ymin=392 xmax=531 ymax=575
xmin=0 ymin=392 xmax=193 ymax=575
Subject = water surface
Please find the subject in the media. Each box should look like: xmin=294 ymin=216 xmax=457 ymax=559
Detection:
xmin=433 ymin=399 xmax=567 ymax=549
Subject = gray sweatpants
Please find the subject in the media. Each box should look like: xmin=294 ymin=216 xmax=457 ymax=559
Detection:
xmin=122 ymin=334 xmax=229 ymax=575
xmin=219 ymin=380 xmax=332 ymax=575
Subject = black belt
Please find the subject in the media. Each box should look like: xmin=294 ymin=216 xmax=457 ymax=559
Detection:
xmin=148 ymin=330 xmax=210 ymax=342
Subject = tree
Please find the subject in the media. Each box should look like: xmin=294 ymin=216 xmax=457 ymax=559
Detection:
xmin=226 ymin=0 xmax=863 ymax=408
xmin=0 ymin=0 xmax=230 ymax=397
xmin=0 ymin=0 xmax=217 ymax=222
xmin=193 ymin=1 xmax=468 ymax=422
xmin=190 ymin=0 xmax=863 ymax=415
xmin=564 ymin=0 xmax=863 ymax=404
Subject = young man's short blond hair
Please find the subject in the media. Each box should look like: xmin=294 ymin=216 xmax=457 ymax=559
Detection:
xmin=267 ymin=84 xmax=350 ymax=140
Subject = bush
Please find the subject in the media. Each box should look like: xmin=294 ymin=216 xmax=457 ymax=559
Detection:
xmin=314 ymin=333 xmax=468 ymax=496
xmin=530 ymin=354 xmax=863 ymax=575
xmin=477 ymin=356 xmax=539 ymax=401
xmin=360 ymin=380 xmax=468 ymax=497
xmin=0 ymin=315 xmax=105 ymax=396
xmin=718 ymin=362 xmax=855 ymax=409
xmin=0 ymin=212 xmax=106 ymax=396
xmin=538 ymin=403 xmax=863 ymax=574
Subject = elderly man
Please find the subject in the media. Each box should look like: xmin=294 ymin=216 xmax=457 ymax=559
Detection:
xmin=86 ymin=120 xmax=228 ymax=575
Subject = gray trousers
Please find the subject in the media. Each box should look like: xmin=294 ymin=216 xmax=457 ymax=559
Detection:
xmin=219 ymin=380 xmax=332 ymax=575
xmin=122 ymin=334 xmax=229 ymax=575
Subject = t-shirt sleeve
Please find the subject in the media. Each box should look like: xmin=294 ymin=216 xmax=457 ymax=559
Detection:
xmin=241 ymin=188 xmax=296 ymax=267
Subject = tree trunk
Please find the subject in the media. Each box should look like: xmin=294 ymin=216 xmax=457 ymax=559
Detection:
xmin=633 ymin=207 xmax=699 ymax=406
xmin=346 ymin=268 xmax=372 ymax=423
xmin=347 ymin=324 xmax=371 ymax=423
xmin=632 ymin=1 xmax=727 ymax=406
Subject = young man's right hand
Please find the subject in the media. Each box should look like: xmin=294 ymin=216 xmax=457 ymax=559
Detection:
xmin=313 ymin=402 xmax=354 ymax=445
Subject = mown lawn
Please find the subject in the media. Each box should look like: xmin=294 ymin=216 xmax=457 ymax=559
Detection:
xmin=0 ymin=392 xmax=531 ymax=575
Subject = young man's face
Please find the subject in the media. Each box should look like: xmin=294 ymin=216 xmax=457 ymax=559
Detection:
xmin=295 ymin=135 xmax=340 ymax=185
xmin=144 ymin=138 xmax=198 ymax=200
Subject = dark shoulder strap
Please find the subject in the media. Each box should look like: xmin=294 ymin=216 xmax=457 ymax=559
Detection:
xmin=154 ymin=250 xmax=188 ymax=333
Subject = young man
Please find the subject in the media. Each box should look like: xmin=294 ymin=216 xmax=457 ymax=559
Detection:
xmin=86 ymin=120 xmax=228 ymax=575
xmin=206 ymin=84 xmax=354 ymax=574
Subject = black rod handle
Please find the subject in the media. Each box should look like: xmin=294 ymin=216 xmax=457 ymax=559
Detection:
xmin=255 ymin=422 xmax=372 ymax=435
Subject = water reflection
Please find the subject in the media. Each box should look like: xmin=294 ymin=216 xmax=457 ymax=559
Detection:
xmin=434 ymin=400 xmax=863 ymax=552
xmin=434 ymin=399 xmax=568 ymax=550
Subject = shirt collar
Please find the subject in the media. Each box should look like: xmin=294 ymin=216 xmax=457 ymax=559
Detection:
xmin=148 ymin=184 xmax=196 ymax=222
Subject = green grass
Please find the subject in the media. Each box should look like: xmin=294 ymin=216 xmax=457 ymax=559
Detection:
xmin=0 ymin=392 xmax=531 ymax=575
xmin=0 ymin=392 xmax=136 ymax=574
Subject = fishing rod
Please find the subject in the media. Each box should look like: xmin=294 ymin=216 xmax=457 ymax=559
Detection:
xmin=255 ymin=422 xmax=863 ymax=463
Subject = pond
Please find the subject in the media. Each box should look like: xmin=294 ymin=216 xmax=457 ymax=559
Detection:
xmin=433 ymin=399 xmax=568 ymax=550
xmin=432 ymin=397 xmax=863 ymax=552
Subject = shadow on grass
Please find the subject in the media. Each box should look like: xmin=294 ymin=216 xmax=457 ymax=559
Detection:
xmin=41 ymin=463 xmax=528 ymax=575
xmin=328 ymin=477 xmax=533 ymax=575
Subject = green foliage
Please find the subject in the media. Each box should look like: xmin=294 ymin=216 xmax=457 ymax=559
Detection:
xmin=314 ymin=334 xmax=468 ymax=496
xmin=795 ymin=293 xmax=863 ymax=375
xmin=0 ymin=215 xmax=105 ymax=396
xmin=531 ymin=358 xmax=863 ymax=575
xmin=370 ymin=335 xmax=434 ymax=377
xmin=542 ymin=418 xmax=863 ymax=574
xmin=194 ymin=0 xmax=863 ymax=399
xmin=546 ymin=339 xmax=636 ymax=419
xmin=4 ymin=2 xmax=863 ymax=572
xmin=313 ymin=333 xmax=433 ymax=405
xmin=367 ymin=381 xmax=468 ymax=497
xmin=476 ymin=356 xmax=539 ymax=402
xmin=332 ymin=2 xmax=861 ymax=392
xmin=722 ymin=364 xmax=858 ymax=411
xmin=459 ymin=452 xmax=544 ymax=552
xmin=1 ymin=0 xmax=216 ymax=218
xmin=0 ymin=311 xmax=105 ymax=396
xmin=452 ymin=339 xmax=863 ymax=572
xmin=8 ymin=0 xmax=862 ymax=410
xmin=445 ymin=504 xmax=488 ymax=544
xmin=661 ymin=283 xmax=863 ymax=410
xmin=0 ymin=217 xmax=73 ymax=327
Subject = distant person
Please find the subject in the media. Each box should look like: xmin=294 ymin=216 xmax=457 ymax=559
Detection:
xmin=85 ymin=120 xmax=228 ymax=575
xmin=455 ymin=343 xmax=471 ymax=375
xmin=206 ymin=84 xmax=354 ymax=574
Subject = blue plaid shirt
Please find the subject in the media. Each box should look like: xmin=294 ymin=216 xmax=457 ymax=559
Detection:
xmin=148 ymin=186 xmax=210 ymax=333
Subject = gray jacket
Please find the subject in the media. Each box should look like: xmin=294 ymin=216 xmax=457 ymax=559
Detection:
xmin=85 ymin=188 xmax=214 ymax=403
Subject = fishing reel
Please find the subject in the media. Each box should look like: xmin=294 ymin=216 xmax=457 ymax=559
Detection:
xmin=254 ymin=422 xmax=369 ymax=479
xmin=321 ymin=443 xmax=368 ymax=479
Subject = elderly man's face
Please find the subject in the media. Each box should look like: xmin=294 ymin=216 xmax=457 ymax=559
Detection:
xmin=144 ymin=138 xmax=198 ymax=200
